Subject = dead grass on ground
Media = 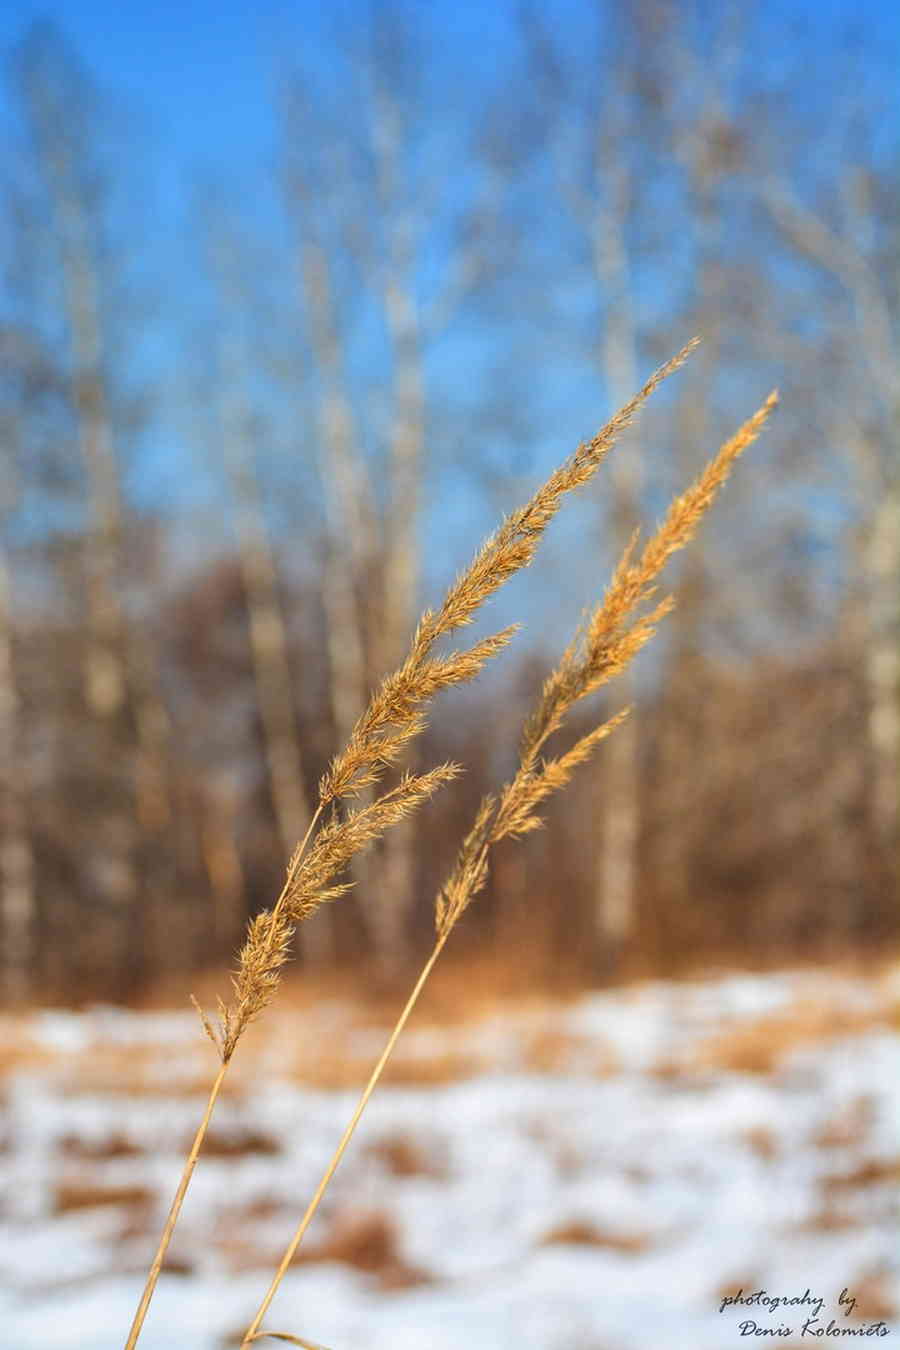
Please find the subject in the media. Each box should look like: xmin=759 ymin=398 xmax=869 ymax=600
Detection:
xmin=849 ymin=1269 xmax=897 ymax=1321
xmin=219 ymin=1207 xmax=430 ymax=1290
xmin=687 ymin=1001 xmax=884 ymax=1076
xmin=743 ymin=1126 xmax=779 ymax=1161
xmin=54 ymin=1181 xmax=153 ymax=1213
xmin=811 ymin=1096 xmax=875 ymax=1150
xmin=540 ymin=1218 xmax=651 ymax=1254
xmin=793 ymin=1204 xmax=861 ymax=1234
xmin=59 ymin=1132 xmax=144 ymax=1160
xmin=364 ymin=1132 xmax=447 ymax=1179
xmin=520 ymin=1025 xmax=620 ymax=1076
xmin=200 ymin=1127 xmax=281 ymax=1158
xmin=821 ymin=1156 xmax=900 ymax=1191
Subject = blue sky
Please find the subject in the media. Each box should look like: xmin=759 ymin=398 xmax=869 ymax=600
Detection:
xmin=2 ymin=0 xmax=897 ymax=205
xmin=0 ymin=2 xmax=515 ymax=182
xmin=0 ymin=0 xmax=897 ymax=652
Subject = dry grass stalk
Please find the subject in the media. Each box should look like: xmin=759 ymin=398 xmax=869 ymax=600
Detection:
xmin=238 ymin=386 xmax=778 ymax=1347
xmin=218 ymin=762 xmax=461 ymax=1058
xmin=124 ymin=343 xmax=694 ymax=1350
xmin=319 ymin=337 xmax=698 ymax=807
xmin=437 ymin=390 xmax=780 ymax=936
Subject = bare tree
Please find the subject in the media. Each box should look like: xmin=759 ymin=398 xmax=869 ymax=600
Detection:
xmin=521 ymin=3 xmax=647 ymax=956
xmin=198 ymin=770 xmax=246 ymax=952
xmin=0 ymin=436 xmax=34 ymax=1005
xmin=763 ymin=162 xmax=900 ymax=890
xmin=16 ymin=24 xmax=173 ymax=987
xmin=650 ymin=5 xmax=743 ymax=921
xmin=278 ymin=12 xmax=499 ymax=975
xmin=203 ymin=214 xmax=326 ymax=960
xmin=17 ymin=31 xmax=137 ymax=965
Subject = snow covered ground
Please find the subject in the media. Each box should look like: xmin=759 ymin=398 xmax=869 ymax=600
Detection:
xmin=1 ymin=967 xmax=898 ymax=1349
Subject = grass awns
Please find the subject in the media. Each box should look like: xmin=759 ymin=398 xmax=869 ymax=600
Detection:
xmin=236 ymin=382 xmax=779 ymax=1349
xmin=436 ymin=391 xmax=778 ymax=939
xmin=197 ymin=336 xmax=700 ymax=1067
xmin=124 ymin=339 xmax=698 ymax=1350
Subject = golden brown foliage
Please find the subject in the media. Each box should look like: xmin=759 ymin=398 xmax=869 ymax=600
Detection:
xmin=238 ymin=381 xmax=779 ymax=1350
xmin=130 ymin=339 xmax=709 ymax=1350
xmin=202 ymin=340 xmax=698 ymax=1063
xmin=319 ymin=338 xmax=698 ymax=806
xmin=219 ymin=764 xmax=460 ymax=1057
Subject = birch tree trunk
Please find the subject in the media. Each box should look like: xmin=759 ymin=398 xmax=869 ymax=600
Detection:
xmin=0 ymin=544 xmax=34 ymax=1005
xmin=370 ymin=90 xmax=427 ymax=979
xmin=22 ymin=48 xmax=141 ymax=988
xmin=298 ymin=236 xmax=373 ymax=757
xmin=590 ymin=172 xmax=642 ymax=958
xmin=653 ymin=42 xmax=733 ymax=928
xmin=20 ymin=35 xmax=189 ymax=992
xmin=521 ymin=7 xmax=648 ymax=963
xmin=762 ymin=180 xmax=900 ymax=896
xmin=212 ymin=286 xmax=325 ymax=960
xmin=297 ymin=232 xmax=378 ymax=959
xmin=282 ymin=35 xmax=495 ymax=976
xmin=129 ymin=620 xmax=182 ymax=977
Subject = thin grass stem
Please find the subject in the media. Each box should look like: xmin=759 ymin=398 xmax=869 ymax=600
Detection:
xmin=272 ymin=803 xmax=324 ymax=927
xmin=239 ymin=932 xmax=449 ymax=1348
xmin=124 ymin=342 xmax=701 ymax=1348
xmin=123 ymin=1059 xmax=228 ymax=1350
xmin=123 ymin=804 xmax=324 ymax=1350
xmin=238 ymin=384 xmax=777 ymax=1349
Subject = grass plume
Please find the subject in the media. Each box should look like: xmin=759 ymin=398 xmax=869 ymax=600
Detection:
xmin=237 ymin=385 xmax=778 ymax=1348
xmin=124 ymin=341 xmax=694 ymax=1350
xmin=439 ymin=390 xmax=780 ymax=934
xmin=319 ymin=337 xmax=698 ymax=806
xmin=219 ymin=763 xmax=461 ymax=1058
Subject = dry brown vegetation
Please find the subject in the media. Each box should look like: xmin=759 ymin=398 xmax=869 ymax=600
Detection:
xmin=687 ymin=1001 xmax=884 ymax=1077
xmin=743 ymin=1126 xmax=779 ymax=1162
xmin=295 ymin=1209 xmax=431 ymax=1290
xmin=54 ymin=1182 xmax=153 ymax=1214
xmin=821 ymin=1157 xmax=900 ymax=1192
xmin=69 ymin=336 xmax=783 ymax=1347
xmin=200 ymin=1128 xmax=281 ymax=1159
xmin=794 ymin=1204 xmax=862 ymax=1235
xmin=235 ymin=374 xmax=777 ymax=1348
xmin=59 ymin=1133 xmax=143 ymax=1161
xmin=850 ymin=1271 xmax=897 ymax=1322
xmin=363 ymin=1133 xmax=447 ymax=1180
xmin=210 ymin=340 xmax=698 ymax=1071
xmin=126 ymin=342 xmax=711 ymax=1349
xmin=4 ymin=12 xmax=900 ymax=1348
xmin=5 ymin=962 xmax=894 ymax=1346
xmin=811 ymin=1097 xmax=876 ymax=1151
xmin=540 ymin=1219 xmax=652 ymax=1254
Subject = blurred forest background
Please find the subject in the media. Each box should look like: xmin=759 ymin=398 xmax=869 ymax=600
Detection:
xmin=0 ymin=0 xmax=897 ymax=1005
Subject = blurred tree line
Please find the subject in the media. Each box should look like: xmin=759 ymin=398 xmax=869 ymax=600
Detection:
xmin=0 ymin=4 xmax=896 ymax=1003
